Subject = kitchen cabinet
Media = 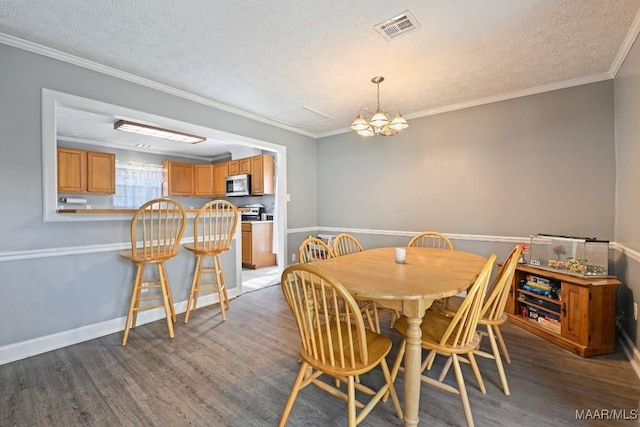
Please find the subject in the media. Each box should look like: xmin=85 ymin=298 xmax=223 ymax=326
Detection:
xmin=250 ymin=154 xmax=275 ymax=195
xmin=241 ymin=221 xmax=276 ymax=269
xmin=213 ymin=162 xmax=229 ymax=197
xmin=228 ymin=158 xmax=251 ymax=176
xmin=57 ymin=147 xmax=115 ymax=194
xmin=194 ymin=164 xmax=214 ymax=196
xmin=506 ymin=263 xmax=620 ymax=356
xmin=163 ymin=161 xmax=195 ymax=196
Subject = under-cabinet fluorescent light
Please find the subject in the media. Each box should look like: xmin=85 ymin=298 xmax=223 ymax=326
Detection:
xmin=114 ymin=120 xmax=206 ymax=144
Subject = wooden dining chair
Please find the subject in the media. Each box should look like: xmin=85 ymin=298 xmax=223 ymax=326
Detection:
xmin=330 ymin=233 xmax=380 ymax=333
xmin=391 ymin=254 xmax=496 ymax=427
xmin=331 ymin=232 xmax=365 ymax=257
xmin=279 ymin=263 xmax=403 ymax=427
xmin=407 ymin=231 xmax=454 ymax=250
xmin=184 ymin=200 xmax=239 ymax=323
xmin=120 ymin=198 xmax=187 ymax=346
xmin=298 ymin=236 xmax=333 ymax=263
xmin=436 ymin=244 xmax=523 ymax=395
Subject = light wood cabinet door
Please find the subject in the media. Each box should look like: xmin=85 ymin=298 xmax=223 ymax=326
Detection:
xmin=228 ymin=160 xmax=239 ymax=176
xmin=229 ymin=159 xmax=251 ymax=177
xmin=213 ymin=162 xmax=229 ymax=197
xmin=86 ymin=151 xmax=115 ymax=194
xmin=561 ymin=282 xmax=590 ymax=345
xmin=58 ymin=148 xmax=115 ymax=194
xmin=241 ymin=221 xmax=276 ymax=269
xmin=57 ymin=148 xmax=87 ymax=193
xmin=165 ymin=161 xmax=194 ymax=196
xmin=250 ymin=154 xmax=275 ymax=195
xmin=238 ymin=158 xmax=251 ymax=174
xmin=250 ymin=156 xmax=263 ymax=195
xmin=242 ymin=228 xmax=252 ymax=265
xmin=194 ymin=164 xmax=214 ymax=196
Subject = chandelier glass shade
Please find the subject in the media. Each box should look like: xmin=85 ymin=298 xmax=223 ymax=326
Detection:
xmin=351 ymin=76 xmax=409 ymax=137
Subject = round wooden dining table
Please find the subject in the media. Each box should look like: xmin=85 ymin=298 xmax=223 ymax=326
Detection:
xmin=312 ymin=246 xmax=488 ymax=427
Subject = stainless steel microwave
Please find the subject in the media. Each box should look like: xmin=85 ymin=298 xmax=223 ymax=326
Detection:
xmin=225 ymin=173 xmax=251 ymax=196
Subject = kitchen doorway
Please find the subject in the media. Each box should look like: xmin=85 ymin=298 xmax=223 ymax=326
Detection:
xmin=242 ymin=265 xmax=280 ymax=293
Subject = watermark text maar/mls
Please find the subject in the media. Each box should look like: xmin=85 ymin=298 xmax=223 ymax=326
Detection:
xmin=575 ymin=408 xmax=638 ymax=421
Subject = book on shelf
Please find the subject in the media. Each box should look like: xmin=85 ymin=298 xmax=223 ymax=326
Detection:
xmin=526 ymin=274 xmax=552 ymax=286
xmin=522 ymin=283 xmax=553 ymax=297
xmin=525 ymin=306 xmax=560 ymax=322
xmin=537 ymin=317 xmax=561 ymax=333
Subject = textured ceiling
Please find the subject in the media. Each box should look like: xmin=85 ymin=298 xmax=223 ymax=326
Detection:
xmin=2 ymin=1 xmax=640 ymax=154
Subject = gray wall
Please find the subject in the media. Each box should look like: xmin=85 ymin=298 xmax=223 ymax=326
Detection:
xmin=614 ymin=32 xmax=640 ymax=343
xmin=310 ymin=80 xmax=622 ymax=338
xmin=0 ymin=43 xmax=317 ymax=352
xmin=2 ymin=35 xmax=637 ymax=360
xmin=317 ymin=81 xmax=616 ymax=240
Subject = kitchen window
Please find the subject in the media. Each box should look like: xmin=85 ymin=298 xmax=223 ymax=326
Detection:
xmin=112 ymin=161 xmax=164 ymax=209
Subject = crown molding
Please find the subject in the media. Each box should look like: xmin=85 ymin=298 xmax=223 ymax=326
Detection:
xmin=610 ymin=6 xmax=640 ymax=78
xmin=318 ymin=73 xmax=613 ymax=139
xmin=0 ymin=33 xmax=317 ymax=139
xmin=405 ymin=73 xmax=612 ymax=120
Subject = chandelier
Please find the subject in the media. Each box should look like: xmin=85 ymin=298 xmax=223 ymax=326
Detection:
xmin=350 ymin=76 xmax=409 ymax=137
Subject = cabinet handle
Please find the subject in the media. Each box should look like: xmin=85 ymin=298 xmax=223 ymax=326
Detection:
xmin=562 ymin=302 xmax=567 ymax=317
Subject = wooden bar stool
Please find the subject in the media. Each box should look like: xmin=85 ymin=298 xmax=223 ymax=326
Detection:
xmin=184 ymin=200 xmax=238 ymax=323
xmin=120 ymin=198 xmax=187 ymax=346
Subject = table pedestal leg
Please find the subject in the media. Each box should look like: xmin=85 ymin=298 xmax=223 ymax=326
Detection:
xmin=403 ymin=315 xmax=423 ymax=427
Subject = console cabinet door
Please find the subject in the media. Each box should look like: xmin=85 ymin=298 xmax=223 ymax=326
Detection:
xmin=561 ymin=282 xmax=589 ymax=345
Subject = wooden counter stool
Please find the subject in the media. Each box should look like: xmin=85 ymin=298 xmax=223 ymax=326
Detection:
xmin=120 ymin=198 xmax=187 ymax=346
xmin=184 ymin=200 xmax=238 ymax=323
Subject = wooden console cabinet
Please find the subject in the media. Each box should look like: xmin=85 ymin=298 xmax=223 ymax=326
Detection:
xmin=241 ymin=222 xmax=276 ymax=269
xmin=506 ymin=263 xmax=620 ymax=357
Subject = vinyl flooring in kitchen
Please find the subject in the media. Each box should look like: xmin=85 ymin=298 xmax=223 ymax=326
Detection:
xmin=242 ymin=265 xmax=280 ymax=293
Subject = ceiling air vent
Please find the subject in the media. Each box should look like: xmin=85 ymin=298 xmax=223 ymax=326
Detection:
xmin=374 ymin=10 xmax=421 ymax=41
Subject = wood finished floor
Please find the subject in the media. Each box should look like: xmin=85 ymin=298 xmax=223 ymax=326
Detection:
xmin=2 ymin=284 xmax=640 ymax=427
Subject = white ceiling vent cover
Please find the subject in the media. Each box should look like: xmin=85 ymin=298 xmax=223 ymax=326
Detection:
xmin=374 ymin=10 xmax=421 ymax=41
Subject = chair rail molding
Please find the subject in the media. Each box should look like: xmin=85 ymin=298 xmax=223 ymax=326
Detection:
xmin=3 ymin=229 xmax=636 ymax=262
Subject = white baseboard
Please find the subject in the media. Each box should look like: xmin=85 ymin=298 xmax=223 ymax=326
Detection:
xmin=0 ymin=289 xmax=238 ymax=366
xmin=618 ymin=323 xmax=640 ymax=380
